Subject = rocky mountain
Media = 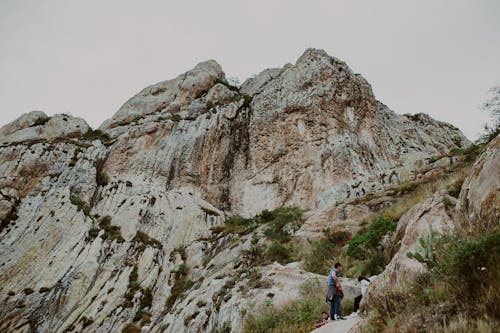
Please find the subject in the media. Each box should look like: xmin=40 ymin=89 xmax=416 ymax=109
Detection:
xmin=0 ymin=48 xmax=470 ymax=333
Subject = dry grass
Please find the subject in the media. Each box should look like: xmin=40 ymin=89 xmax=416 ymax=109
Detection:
xmin=242 ymin=279 xmax=354 ymax=333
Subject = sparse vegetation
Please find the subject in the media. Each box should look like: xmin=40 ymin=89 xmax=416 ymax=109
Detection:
xmin=165 ymin=251 xmax=195 ymax=312
xmin=303 ymin=229 xmax=351 ymax=275
xmin=212 ymin=207 xmax=304 ymax=240
xmin=363 ymin=229 xmax=500 ymax=332
xmin=70 ymin=194 xmax=91 ymax=216
xmin=82 ymin=129 xmax=112 ymax=143
xmin=88 ymin=227 xmax=100 ymax=238
xmin=242 ymin=280 xmax=352 ymax=333
xmin=132 ymin=230 xmax=163 ymax=250
xmin=124 ymin=270 xmax=154 ymax=325
xmin=122 ymin=323 xmax=141 ymax=333
xmin=96 ymin=170 xmax=109 ymax=186
xmin=99 ymin=216 xmax=124 ymax=242
xmin=39 ymin=287 xmax=51 ymax=293
xmin=31 ymin=115 xmax=50 ymax=127
xmin=23 ymin=288 xmax=34 ymax=295
xmin=80 ymin=316 xmax=94 ymax=328
xmin=209 ymin=321 xmax=232 ymax=333
xmin=347 ymin=216 xmax=396 ymax=275
xmin=123 ymin=265 xmax=139 ymax=308
xmin=0 ymin=197 xmax=20 ymax=232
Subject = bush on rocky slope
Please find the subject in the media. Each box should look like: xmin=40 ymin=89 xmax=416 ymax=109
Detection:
xmin=302 ymin=229 xmax=351 ymax=275
xmin=360 ymin=229 xmax=500 ymax=332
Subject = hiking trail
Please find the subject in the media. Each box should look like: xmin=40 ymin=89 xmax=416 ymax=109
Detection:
xmin=310 ymin=314 xmax=360 ymax=333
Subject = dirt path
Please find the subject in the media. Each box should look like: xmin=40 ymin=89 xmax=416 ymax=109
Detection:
xmin=310 ymin=314 xmax=360 ymax=333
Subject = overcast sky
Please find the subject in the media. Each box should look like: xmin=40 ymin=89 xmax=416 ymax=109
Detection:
xmin=1 ymin=1 xmax=499 ymax=140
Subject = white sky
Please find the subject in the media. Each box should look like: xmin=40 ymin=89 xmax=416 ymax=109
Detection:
xmin=1 ymin=0 xmax=499 ymax=140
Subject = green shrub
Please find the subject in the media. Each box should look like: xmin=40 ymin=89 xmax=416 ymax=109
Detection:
xmin=347 ymin=216 xmax=396 ymax=260
xmin=226 ymin=214 xmax=255 ymax=226
xmin=23 ymin=288 xmax=34 ymax=295
xmin=438 ymin=231 xmax=500 ymax=310
xmin=213 ymin=207 xmax=304 ymax=238
xmin=242 ymin=280 xmax=333 ymax=333
xmin=266 ymin=242 xmax=294 ymax=264
xmin=210 ymin=321 xmax=231 ymax=333
xmin=88 ymin=227 xmax=100 ymax=238
xmin=96 ymin=170 xmax=109 ymax=186
xmin=122 ymin=323 xmax=141 ymax=333
xmin=303 ymin=229 xmax=351 ymax=275
xmin=99 ymin=216 xmax=124 ymax=243
xmin=39 ymin=287 xmax=51 ymax=293
xmin=70 ymin=194 xmax=91 ymax=216
xmin=133 ymin=230 xmax=163 ymax=250
xmin=165 ymin=263 xmax=194 ymax=311
xmin=80 ymin=316 xmax=93 ymax=328
xmin=83 ymin=129 xmax=111 ymax=143
xmin=262 ymin=207 xmax=304 ymax=242
xmin=347 ymin=216 xmax=396 ymax=275
xmin=366 ymin=229 xmax=500 ymax=332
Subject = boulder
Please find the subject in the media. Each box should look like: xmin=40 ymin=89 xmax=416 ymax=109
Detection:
xmin=361 ymin=192 xmax=455 ymax=311
xmin=456 ymin=135 xmax=500 ymax=232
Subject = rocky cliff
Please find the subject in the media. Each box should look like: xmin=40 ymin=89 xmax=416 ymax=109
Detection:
xmin=0 ymin=48 xmax=470 ymax=333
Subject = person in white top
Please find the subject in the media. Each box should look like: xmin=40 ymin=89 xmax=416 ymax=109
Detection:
xmin=354 ymin=275 xmax=377 ymax=314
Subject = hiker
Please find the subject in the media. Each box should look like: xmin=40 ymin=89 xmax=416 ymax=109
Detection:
xmin=354 ymin=275 xmax=376 ymax=314
xmin=314 ymin=311 xmax=329 ymax=328
xmin=355 ymin=189 xmax=360 ymax=197
xmin=326 ymin=263 xmax=346 ymax=320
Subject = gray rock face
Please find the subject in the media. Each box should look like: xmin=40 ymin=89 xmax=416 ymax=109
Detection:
xmin=360 ymin=192 xmax=456 ymax=313
xmin=456 ymin=135 xmax=500 ymax=232
xmin=0 ymin=49 xmax=470 ymax=333
xmin=0 ymin=112 xmax=90 ymax=146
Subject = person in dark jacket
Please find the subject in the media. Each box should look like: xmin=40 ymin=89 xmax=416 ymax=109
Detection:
xmin=326 ymin=263 xmax=346 ymax=320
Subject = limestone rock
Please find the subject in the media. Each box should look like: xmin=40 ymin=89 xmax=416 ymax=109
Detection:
xmin=456 ymin=135 xmax=500 ymax=232
xmin=361 ymin=192 xmax=456 ymax=312
xmin=0 ymin=112 xmax=90 ymax=146
xmin=0 ymin=48 xmax=471 ymax=333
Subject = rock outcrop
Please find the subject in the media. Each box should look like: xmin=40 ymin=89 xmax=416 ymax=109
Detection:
xmin=456 ymin=135 xmax=500 ymax=232
xmin=357 ymin=134 xmax=499 ymax=330
xmin=0 ymin=48 xmax=470 ymax=333
xmin=360 ymin=192 xmax=456 ymax=312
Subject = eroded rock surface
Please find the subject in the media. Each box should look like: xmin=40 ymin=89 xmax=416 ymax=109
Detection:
xmin=360 ymin=192 xmax=456 ymax=312
xmin=0 ymin=48 xmax=470 ymax=333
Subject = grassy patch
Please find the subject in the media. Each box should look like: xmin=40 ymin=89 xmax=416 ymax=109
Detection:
xmin=212 ymin=207 xmax=304 ymax=240
xmin=363 ymin=229 xmax=500 ymax=332
xmin=23 ymin=288 xmax=34 ymax=295
xmin=70 ymin=194 xmax=91 ymax=216
xmin=80 ymin=316 xmax=93 ymax=328
xmin=132 ymin=230 xmax=163 ymax=250
xmin=99 ymin=216 xmax=124 ymax=243
xmin=303 ymin=229 xmax=351 ymax=275
xmin=122 ymin=323 xmax=141 ymax=333
xmin=82 ymin=129 xmax=112 ymax=144
xmin=347 ymin=216 xmax=396 ymax=275
xmin=96 ymin=170 xmax=109 ymax=186
xmin=165 ymin=263 xmax=194 ymax=312
xmin=242 ymin=279 xmax=346 ymax=333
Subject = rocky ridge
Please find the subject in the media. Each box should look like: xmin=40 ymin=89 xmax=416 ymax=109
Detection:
xmin=0 ymin=48 xmax=471 ymax=333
